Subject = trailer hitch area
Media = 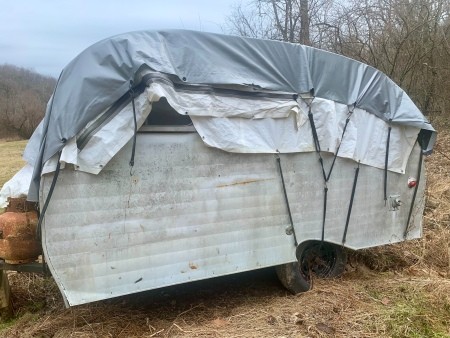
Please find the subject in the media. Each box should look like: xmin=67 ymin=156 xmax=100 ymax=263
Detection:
xmin=389 ymin=194 xmax=402 ymax=211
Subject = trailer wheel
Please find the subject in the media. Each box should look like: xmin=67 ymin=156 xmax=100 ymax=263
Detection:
xmin=276 ymin=241 xmax=347 ymax=294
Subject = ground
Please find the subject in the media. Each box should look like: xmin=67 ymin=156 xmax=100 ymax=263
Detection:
xmin=0 ymin=121 xmax=449 ymax=337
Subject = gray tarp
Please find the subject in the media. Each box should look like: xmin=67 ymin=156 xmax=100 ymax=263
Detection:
xmin=28 ymin=29 xmax=435 ymax=201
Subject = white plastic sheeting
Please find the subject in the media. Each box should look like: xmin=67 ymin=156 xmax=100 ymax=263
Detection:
xmin=0 ymin=164 xmax=34 ymax=208
xmin=147 ymin=81 xmax=303 ymax=120
xmin=36 ymin=91 xmax=151 ymax=175
xmin=155 ymin=81 xmax=417 ymax=174
xmin=41 ymin=81 xmax=420 ymax=174
xmin=191 ymin=100 xmax=419 ymax=173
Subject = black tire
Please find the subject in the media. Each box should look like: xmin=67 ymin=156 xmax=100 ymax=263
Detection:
xmin=276 ymin=241 xmax=347 ymax=294
xmin=275 ymin=261 xmax=310 ymax=293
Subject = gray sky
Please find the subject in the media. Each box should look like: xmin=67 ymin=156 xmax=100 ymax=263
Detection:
xmin=0 ymin=0 xmax=240 ymax=77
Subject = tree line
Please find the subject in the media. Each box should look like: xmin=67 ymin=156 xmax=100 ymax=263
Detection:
xmin=2 ymin=1 xmax=447 ymax=141
xmin=0 ymin=64 xmax=56 ymax=139
xmin=228 ymin=0 xmax=450 ymax=118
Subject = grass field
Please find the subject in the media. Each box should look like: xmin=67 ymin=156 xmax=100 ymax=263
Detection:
xmin=0 ymin=140 xmax=27 ymax=187
xmin=0 ymin=130 xmax=449 ymax=337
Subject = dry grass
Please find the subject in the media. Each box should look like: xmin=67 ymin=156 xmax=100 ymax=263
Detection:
xmin=0 ymin=139 xmax=27 ymax=188
xmin=0 ymin=124 xmax=449 ymax=337
xmin=2 ymin=267 xmax=449 ymax=337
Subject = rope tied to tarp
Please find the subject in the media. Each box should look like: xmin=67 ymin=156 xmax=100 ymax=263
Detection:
xmin=129 ymin=80 xmax=138 ymax=175
xmin=36 ymin=149 xmax=63 ymax=240
xmin=326 ymin=103 xmax=356 ymax=182
xmin=276 ymin=153 xmax=298 ymax=247
xmin=384 ymin=118 xmax=393 ymax=205
xmin=302 ymin=96 xmax=356 ymax=243
xmin=404 ymin=137 xmax=424 ymax=239
xmin=342 ymin=161 xmax=360 ymax=245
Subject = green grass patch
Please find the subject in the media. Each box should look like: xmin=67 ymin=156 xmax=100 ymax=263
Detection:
xmin=384 ymin=295 xmax=449 ymax=338
xmin=0 ymin=140 xmax=27 ymax=188
xmin=0 ymin=318 xmax=17 ymax=332
xmin=0 ymin=312 xmax=39 ymax=333
xmin=365 ymin=281 xmax=450 ymax=338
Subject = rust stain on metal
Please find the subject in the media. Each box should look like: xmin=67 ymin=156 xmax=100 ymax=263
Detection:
xmin=217 ymin=178 xmax=273 ymax=188
xmin=189 ymin=262 xmax=198 ymax=270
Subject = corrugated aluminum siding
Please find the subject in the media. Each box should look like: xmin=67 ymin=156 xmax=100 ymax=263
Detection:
xmin=41 ymin=132 xmax=424 ymax=306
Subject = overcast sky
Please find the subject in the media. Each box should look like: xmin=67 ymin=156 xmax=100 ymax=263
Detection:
xmin=0 ymin=0 xmax=241 ymax=77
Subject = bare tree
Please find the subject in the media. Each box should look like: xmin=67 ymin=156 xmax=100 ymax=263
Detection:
xmin=227 ymin=0 xmax=450 ymax=117
xmin=333 ymin=0 xmax=450 ymax=115
xmin=0 ymin=64 xmax=56 ymax=139
xmin=227 ymin=0 xmax=334 ymax=45
xmin=300 ymin=0 xmax=310 ymax=44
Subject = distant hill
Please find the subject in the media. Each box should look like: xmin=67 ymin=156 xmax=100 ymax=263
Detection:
xmin=0 ymin=64 xmax=56 ymax=139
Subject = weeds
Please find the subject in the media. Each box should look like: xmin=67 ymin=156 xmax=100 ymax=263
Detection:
xmin=383 ymin=284 xmax=450 ymax=338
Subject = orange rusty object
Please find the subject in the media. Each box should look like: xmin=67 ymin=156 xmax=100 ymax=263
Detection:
xmin=0 ymin=198 xmax=41 ymax=264
xmin=6 ymin=197 xmax=37 ymax=213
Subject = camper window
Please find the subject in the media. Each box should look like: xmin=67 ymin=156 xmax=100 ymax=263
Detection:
xmin=140 ymin=98 xmax=195 ymax=132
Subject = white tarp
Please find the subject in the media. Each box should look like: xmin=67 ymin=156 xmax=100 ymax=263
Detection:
xmin=191 ymin=101 xmax=419 ymax=173
xmin=32 ymin=82 xmax=420 ymax=175
xmin=149 ymin=80 xmax=418 ymax=174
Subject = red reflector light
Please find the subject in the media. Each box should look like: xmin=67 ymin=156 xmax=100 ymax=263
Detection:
xmin=408 ymin=177 xmax=417 ymax=188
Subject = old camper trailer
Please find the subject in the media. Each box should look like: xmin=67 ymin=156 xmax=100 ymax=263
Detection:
xmin=0 ymin=30 xmax=435 ymax=306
